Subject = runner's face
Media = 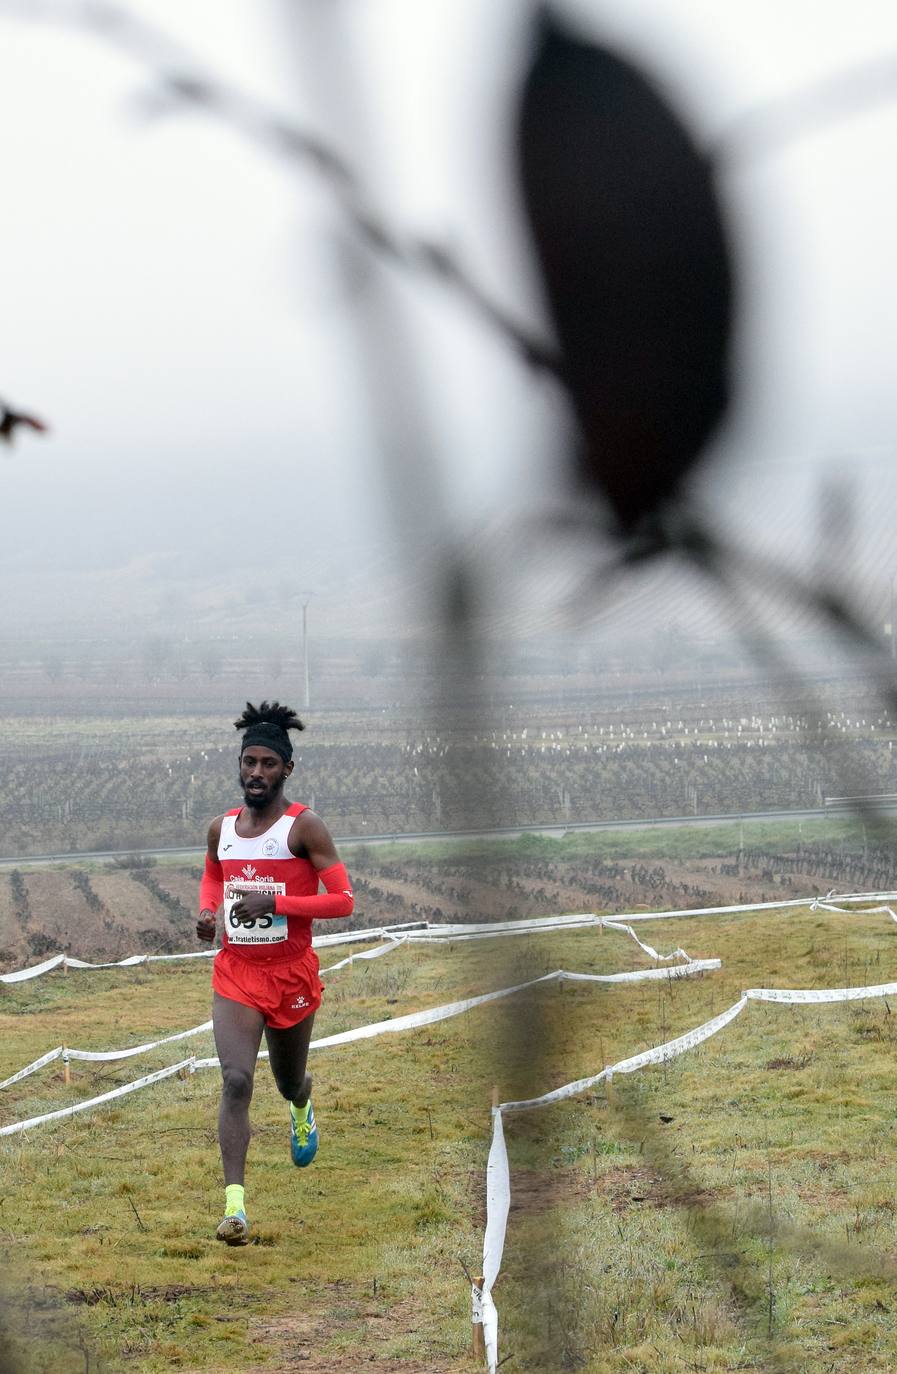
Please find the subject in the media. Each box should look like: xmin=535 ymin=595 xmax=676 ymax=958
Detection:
xmin=240 ymin=747 xmax=292 ymax=809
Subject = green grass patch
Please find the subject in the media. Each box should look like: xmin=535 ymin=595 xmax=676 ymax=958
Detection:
xmin=344 ymin=813 xmax=894 ymax=869
xmin=4 ymin=907 xmax=897 ymax=1369
xmin=489 ymin=903 xmax=897 ymax=1371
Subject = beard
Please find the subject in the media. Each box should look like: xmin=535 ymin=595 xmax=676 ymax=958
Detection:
xmin=240 ymin=775 xmax=283 ymax=810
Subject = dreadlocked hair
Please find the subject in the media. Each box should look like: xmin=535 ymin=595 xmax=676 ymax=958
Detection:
xmin=233 ymin=701 xmax=305 ymax=735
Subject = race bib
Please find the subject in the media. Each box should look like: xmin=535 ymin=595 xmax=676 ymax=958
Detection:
xmin=224 ymin=879 xmax=288 ymax=946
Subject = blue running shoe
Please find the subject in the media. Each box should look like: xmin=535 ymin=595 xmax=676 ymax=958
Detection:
xmin=215 ymin=1209 xmax=250 ymax=1246
xmin=290 ymin=1100 xmax=318 ymax=1167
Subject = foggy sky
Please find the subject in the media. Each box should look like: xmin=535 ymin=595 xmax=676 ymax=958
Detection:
xmin=2 ymin=0 xmax=897 ymax=648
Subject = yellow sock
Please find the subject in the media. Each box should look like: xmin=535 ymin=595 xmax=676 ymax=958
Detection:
xmin=291 ymin=1100 xmax=310 ymax=1124
xmin=224 ymin=1184 xmax=245 ymax=1217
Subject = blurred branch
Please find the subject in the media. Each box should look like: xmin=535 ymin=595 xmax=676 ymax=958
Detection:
xmin=0 ymin=399 xmax=49 ymax=446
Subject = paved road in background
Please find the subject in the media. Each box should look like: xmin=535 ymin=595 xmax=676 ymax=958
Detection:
xmin=0 ymin=803 xmax=891 ymax=869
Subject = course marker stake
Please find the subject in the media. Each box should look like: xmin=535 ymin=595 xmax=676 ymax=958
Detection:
xmin=472 ymin=1274 xmax=485 ymax=1361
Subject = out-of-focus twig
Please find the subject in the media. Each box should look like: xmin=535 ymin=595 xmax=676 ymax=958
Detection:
xmin=0 ymin=399 xmax=49 ymax=446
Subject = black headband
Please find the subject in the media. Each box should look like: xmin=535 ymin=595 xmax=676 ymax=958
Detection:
xmin=240 ymin=722 xmax=293 ymax=763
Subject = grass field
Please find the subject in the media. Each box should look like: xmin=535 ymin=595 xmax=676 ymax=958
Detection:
xmin=495 ymin=903 xmax=897 ymax=1373
xmin=344 ymin=813 xmax=888 ymax=866
xmin=4 ymin=895 xmax=897 ymax=1371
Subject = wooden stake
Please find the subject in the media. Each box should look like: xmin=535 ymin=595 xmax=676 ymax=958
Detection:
xmin=472 ymin=1274 xmax=485 ymax=1361
xmin=63 ymin=1050 xmax=70 ymax=1086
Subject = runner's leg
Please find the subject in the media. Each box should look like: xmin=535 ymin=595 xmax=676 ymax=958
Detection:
xmin=213 ymin=992 xmax=266 ymax=1185
xmin=265 ymin=1013 xmax=316 ymax=1107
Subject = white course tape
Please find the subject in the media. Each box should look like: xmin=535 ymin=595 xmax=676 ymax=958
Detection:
xmin=0 ymin=1046 xmax=64 ymax=1091
xmin=1 ymin=959 xmax=717 ymax=1096
xmin=0 ymin=914 xmax=706 ymax=1092
xmin=198 ymin=972 xmax=562 ymax=1066
xmin=0 ymin=1058 xmax=195 ymax=1137
xmin=609 ymin=996 xmax=750 ymax=1079
xmin=0 ymin=953 xmax=67 ymax=983
xmin=3 ymin=965 xmax=678 ymax=1131
xmin=312 ymin=921 xmax=428 ymax=948
xmin=0 ymin=951 xmax=217 ymax=982
xmin=481 ymin=1106 xmax=509 ymax=1373
xmin=12 ymin=931 xmax=892 ymax=1150
xmin=483 ymin=969 xmax=897 ymax=1368
xmin=0 ymin=924 xmax=422 ymax=983
xmin=405 ymin=918 xmax=601 ymax=945
xmin=481 ymin=1290 xmax=499 ymax=1374
xmin=0 ymin=961 xmax=720 ymax=1095
xmin=138 ymin=951 xmax=216 ymax=964
xmin=193 ymin=963 xmax=720 ymax=1068
xmin=0 ymin=1023 xmax=213 ymax=1090
xmin=319 ymin=936 xmax=407 ymax=973
xmin=0 ymin=944 xmax=407 ymax=1090
xmin=409 ymin=916 xmax=701 ymax=967
xmin=11 ymin=969 xmax=885 ymax=1139
xmin=0 ymin=912 xmax=686 ymax=978
xmin=824 ymin=890 xmax=897 ymax=901
xmin=64 ymin=1020 xmax=213 ymax=1063
xmin=615 ymin=890 xmax=897 ymax=923
xmin=811 ymin=897 xmax=897 ymax=924
xmin=745 ymin=981 xmax=897 ymax=1005
xmin=409 ymin=914 xmax=600 ymax=938
xmin=3 ymin=972 xmax=581 ymax=1132
xmin=498 ymin=996 xmax=750 ymax=1115
xmin=4 ymin=891 xmax=892 ymax=985
xmin=560 ymin=960 xmax=720 ymax=984
xmin=600 ymin=918 xmax=691 ymax=963
xmin=66 ymin=954 xmax=152 ymax=969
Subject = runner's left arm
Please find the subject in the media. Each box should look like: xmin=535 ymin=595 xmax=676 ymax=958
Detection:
xmin=230 ymin=811 xmax=353 ymax=921
xmin=285 ymin=810 xmax=354 ymax=918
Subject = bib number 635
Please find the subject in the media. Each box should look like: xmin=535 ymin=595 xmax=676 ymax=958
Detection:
xmin=229 ymin=911 xmax=273 ymax=930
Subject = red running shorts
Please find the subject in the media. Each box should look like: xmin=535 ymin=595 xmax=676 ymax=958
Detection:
xmin=212 ymin=945 xmax=323 ymax=1029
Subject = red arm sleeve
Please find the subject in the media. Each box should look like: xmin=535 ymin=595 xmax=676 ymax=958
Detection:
xmin=199 ymin=853 xmax=224 ymax=913
xmin=273 ymin=862 xmax=354 ymax=920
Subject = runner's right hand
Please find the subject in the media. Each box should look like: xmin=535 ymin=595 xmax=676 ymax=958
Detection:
xmin=196 ymin=910 xmax=217 ymax=943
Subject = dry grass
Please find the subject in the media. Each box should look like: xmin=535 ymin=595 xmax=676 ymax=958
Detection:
xmin=3 ymin=907 xmax=897 ymax=1370
xmin=491 ymin=905 xmax=897 ymax=1371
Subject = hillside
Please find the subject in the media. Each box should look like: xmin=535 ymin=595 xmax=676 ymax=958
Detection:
xmin=1 ymin=816 xmax=896 ymax=975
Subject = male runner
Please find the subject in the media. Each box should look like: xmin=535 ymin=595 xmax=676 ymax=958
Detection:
xmin=196 ymin=701 xmax=354 ymax=1245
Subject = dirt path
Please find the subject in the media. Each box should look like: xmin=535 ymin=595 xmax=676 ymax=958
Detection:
xmin=175 ymin=1286 xmax=469 ymax=1374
